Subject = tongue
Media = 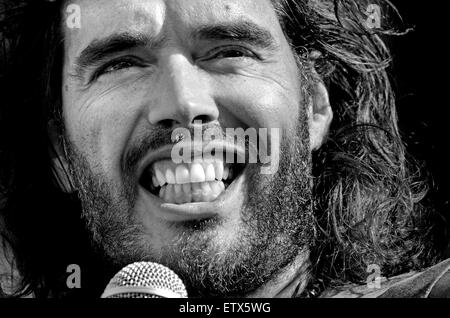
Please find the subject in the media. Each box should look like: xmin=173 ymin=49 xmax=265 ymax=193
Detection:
xmin=159 ymin=181 xmax=225 ymax=204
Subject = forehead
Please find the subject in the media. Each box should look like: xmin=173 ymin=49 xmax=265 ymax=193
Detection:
xmin=63 ymin=0 xmax=283 ymax=56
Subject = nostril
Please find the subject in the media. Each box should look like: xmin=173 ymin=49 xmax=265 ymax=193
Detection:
xmin=158 ymin=119 xmax=177 ymax=129
xmin=193 ymin=115 xmax=215 ymax=124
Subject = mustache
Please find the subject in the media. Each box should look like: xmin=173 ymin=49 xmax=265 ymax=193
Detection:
xmin=122 ymin=123 xmax=225 ymax=177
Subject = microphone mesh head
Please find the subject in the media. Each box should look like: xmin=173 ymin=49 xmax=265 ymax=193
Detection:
xmin=103 ymin=262 xmax=188 ymax=298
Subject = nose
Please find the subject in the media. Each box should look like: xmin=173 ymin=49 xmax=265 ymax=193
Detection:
xmin=147 ymin=54 xmax=219 ymax=128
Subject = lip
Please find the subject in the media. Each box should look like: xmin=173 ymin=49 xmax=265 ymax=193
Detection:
xmin=136 ymin=140 xmax=247 ymax=180
xmin=138 ymin=164 xmax=247 ymax=223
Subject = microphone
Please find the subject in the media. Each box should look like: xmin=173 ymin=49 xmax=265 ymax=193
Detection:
xmin=101 ymin=261 xmax=188 ymax=298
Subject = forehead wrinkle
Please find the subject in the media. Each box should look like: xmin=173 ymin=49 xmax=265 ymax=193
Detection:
xmin=63 ymin=0 xmax=282 ymax=56
xmin=165 ymin=0 xmax=279 ymax=32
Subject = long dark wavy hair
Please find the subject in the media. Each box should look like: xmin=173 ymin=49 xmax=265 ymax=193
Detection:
xmin=0 ymin=0 xmax=446 ymax=298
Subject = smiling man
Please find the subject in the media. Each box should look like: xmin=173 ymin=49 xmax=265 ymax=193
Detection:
xmin=0 ymin=0 xmax=442 ymax=298
xmin=60 ymin=0 xmax=323 ymax=298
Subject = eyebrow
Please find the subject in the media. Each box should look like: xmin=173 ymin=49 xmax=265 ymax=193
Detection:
xmin=193 ymin=21 xmax=278 ymax=50
xmin=74 ymin=32 xmax=166 ymax=77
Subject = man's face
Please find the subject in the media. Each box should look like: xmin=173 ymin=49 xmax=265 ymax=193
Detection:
xmin=62 ymin=0 xmax=314 ymax=297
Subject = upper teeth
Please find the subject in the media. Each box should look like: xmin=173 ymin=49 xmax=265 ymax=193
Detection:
xmin=151 ymin=159 xmax=232 ymax=187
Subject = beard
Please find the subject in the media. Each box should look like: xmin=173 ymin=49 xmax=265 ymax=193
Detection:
xmin=64 ymin=108 xmax=314 ymax=298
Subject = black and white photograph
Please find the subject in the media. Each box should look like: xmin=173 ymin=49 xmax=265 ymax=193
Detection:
xmin=0 ymin=0 xmax=448 ymax=305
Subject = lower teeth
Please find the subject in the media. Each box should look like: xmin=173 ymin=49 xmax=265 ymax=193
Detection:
xmin=159 ymin=181 xmax=226 ymax=204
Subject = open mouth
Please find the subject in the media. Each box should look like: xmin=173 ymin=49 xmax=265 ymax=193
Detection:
xmin=139 ymin=156 xmax=246 ymax=205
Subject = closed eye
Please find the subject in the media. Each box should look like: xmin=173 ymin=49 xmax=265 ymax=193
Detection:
xmin=205 ymin=46 xmax=260 ymax=61
xmin=90 ymin=57 xmax=146 ymax=82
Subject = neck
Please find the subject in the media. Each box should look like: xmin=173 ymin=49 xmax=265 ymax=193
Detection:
xmin=247 ymin=249 xmax=311 ymax=298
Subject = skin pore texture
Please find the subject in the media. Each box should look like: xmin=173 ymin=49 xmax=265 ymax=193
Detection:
xmin=59 ymin=0 xmax=332 ymax=297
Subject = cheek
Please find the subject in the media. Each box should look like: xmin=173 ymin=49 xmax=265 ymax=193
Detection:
xmin=214 ymin=76 xmax=302 ymax=133
xmin=63 ymin=86 xmax=146 ymax=180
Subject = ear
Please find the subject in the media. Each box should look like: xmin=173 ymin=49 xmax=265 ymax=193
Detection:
xmin=309 ymin=79 xmax=333 ymax=151
xmin=48 ymin=119 xmax=76 ymax=193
